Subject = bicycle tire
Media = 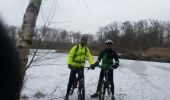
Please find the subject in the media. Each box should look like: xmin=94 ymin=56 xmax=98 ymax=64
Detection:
xmin=78 ymin=86 xmax=85 ymax=100
xmin=99 ymin=81 xmax=106 ymax=100
xmin=107 ymin=83 xmax=111 ymax=95
xmin=78 ymin=80 xmax=85 ymax=100
xmin=69 ymin=84 xmax=75 ymax=95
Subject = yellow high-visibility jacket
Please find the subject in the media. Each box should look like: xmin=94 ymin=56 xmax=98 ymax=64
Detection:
xmin=68 ymin=44 xmax=94 ymax=68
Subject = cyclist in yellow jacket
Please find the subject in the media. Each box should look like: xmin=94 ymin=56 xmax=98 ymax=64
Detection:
xmin=65 ymin=35 xmax=94 ymax=99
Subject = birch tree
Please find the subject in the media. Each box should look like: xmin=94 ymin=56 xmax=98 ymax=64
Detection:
xmin=16 ymin=0 xmax=42 ymax=74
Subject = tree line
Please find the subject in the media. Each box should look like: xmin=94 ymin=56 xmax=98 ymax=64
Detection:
xmin=6 ymin=19 xmax=170 ymax=53
xmin=97 ymin=20 xmax=170 ymax=52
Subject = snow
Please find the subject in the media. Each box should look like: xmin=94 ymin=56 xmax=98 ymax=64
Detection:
xmin=21 ymin=49 xmax=170 ymax=100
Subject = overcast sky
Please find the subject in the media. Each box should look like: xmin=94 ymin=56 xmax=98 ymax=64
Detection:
xmin=0 ymin=0 xmax=170 ymax=34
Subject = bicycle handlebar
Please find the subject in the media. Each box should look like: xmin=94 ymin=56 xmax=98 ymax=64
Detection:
xmin=84 ymin=65 xmax=115 ymax=70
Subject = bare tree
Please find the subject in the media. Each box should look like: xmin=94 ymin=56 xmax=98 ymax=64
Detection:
xmin=134 ymin=20 xmax=148 ymax=50
xmin=96 ymin=27 xmax=105 ymax=44
xmin=16 ymin=0 xmax=42 ymax=74
xmin=164 ymin=21 xmax=170 ymax=47
xmin=104 ymin=22 xmax=120 ymax=49
xmin=121 ymin=21 xmax=136 ymax=50
xmin=72 ymin=32 xmax=81 ymax=44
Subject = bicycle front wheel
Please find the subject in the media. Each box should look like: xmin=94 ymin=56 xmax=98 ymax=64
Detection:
xmin=78 ymin=80 xmax=85 ymax=100
xmin=99 ymin=81 xmax=106 ymax=100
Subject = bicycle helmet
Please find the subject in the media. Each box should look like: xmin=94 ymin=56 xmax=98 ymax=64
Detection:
xmin=105 ymin=39 xmax=113 ymax=45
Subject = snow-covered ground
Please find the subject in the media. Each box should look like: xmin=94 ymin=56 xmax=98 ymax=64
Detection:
xmin=21 ymin=50 xmax=170 ymax=100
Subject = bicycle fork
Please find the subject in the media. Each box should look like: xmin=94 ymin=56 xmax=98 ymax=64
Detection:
xmin=78 ymin=79 xmax=85 ymax=100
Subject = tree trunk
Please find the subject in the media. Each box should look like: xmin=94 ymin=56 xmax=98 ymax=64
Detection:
xmin=16 ymin=0 xmax=42 ymax=74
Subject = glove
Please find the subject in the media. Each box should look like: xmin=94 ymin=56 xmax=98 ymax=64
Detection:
xmin=94 ymin=61 xmax=99 ymax=67
xmin=112 ymin=63 xmax=119 ymax=69
xmin=90 ymin=64 xmax=95 ymax=70
xmin=68 ymin=64 xmax=74 ymax=69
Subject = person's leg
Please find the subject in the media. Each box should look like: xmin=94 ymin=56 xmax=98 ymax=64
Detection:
xmin=66 ymin=69 xmax=77 ymax=96
xmin=108 ymin=69 xmax=114 ymax=95
xmin=91 ymin=69 xmax=104 ymax=98
xmin=96 ymin=69 xmax=104 ymax=92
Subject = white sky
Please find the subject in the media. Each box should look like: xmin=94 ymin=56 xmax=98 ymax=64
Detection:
xmin=0 ymin=0 xmax=170 ymax=34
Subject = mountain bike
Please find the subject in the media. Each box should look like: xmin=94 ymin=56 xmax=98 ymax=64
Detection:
xmin=69 ymin=68 xmax=86 ymax=100
xmin=98 ymin=67 xmax=114 ymax=100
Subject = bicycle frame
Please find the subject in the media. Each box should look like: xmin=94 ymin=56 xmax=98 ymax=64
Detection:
xmin=99 ymin=68 xmax=112 ymax=100
xmin=69 ymin=69 xmax=85 ymax=100
xmin=77 ymin=77 xmax=85 ymax=100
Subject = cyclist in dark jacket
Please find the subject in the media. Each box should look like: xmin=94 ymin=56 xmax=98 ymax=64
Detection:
xmin=90 ymin=39 xmax=119 ymax=100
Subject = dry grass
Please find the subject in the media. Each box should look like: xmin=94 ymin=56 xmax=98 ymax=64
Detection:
xmin=145 ymin=47 xmax=170 ymax=57
xmin=133 ymin=47 xmax=170 ymax=57
xmin=91 ymin=50 xmax=100 ymax=56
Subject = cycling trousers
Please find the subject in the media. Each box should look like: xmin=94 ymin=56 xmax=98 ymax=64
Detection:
xmin=96 ymin=69 xmax=114 ymax=95
xmin=66 ymin=68 xmax=84 ymax=95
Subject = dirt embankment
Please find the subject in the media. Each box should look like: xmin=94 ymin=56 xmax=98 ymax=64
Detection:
xmin=55 ymin=47 xmax=170 ymax=63
xmin=118 ymin=47 xmax=170 ymax=63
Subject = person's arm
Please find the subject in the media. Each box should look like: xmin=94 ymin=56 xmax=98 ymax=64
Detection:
xmin=112 ymin=50 xmax=119 ymax=69
xmin=86 ymin=48 xmax=94 ymax=65
xmin=97 ymin=50 xmax=104 ymax=62
xmin=113 ymin=51 xmax=119 ymax=64
xmin=92 ymin=50 xmax=103 ymax=66
xmin=67 ymin=45 xmax=77 ymax=65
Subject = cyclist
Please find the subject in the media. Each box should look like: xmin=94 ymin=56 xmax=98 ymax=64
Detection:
xmin=90 ymin=39 xmax=119 ymax=100
xmin=65 ymin=35 xmax=94 ymax=100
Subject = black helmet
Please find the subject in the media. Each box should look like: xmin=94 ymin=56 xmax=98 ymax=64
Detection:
xmin=105 ymin=39 xmax=113 ymax=44
xmin=81 ymin=35 xmax=88 ymax=42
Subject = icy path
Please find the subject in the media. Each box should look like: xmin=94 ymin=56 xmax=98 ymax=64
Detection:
xmin=21 ymin=50 xmax=170 ymax=100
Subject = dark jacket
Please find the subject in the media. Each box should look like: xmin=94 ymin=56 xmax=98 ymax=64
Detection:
xmin=97 ymin=48 xmax=119 ymax=69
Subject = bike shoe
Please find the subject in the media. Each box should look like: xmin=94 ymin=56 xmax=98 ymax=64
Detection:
xmin=91 ymin=92 xmax=98 ymax=98
xmin=111 ymin=95 xmax=115 ymax=100
xmin=64 ymin=95 xmax=69 ymax=100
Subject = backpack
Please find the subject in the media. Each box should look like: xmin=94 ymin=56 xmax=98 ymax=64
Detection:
xmin=73 ymin=44 xmax=87 ymax=62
